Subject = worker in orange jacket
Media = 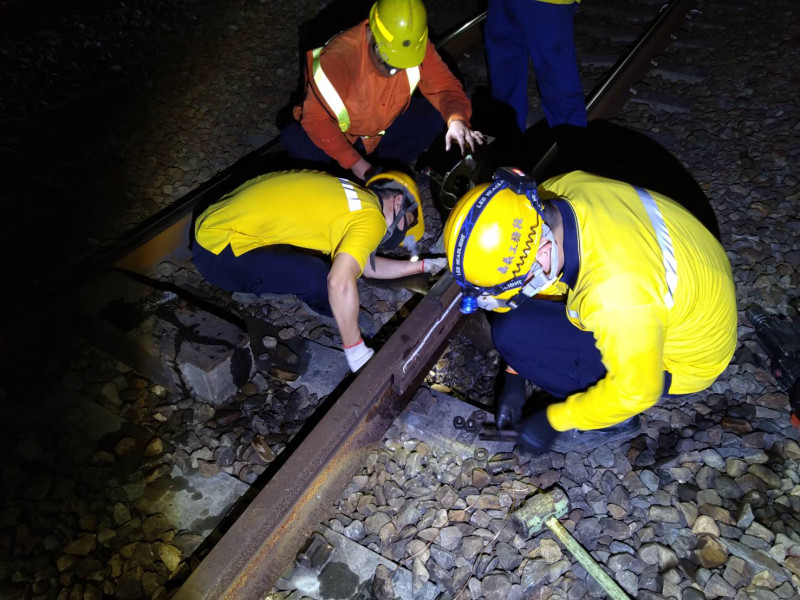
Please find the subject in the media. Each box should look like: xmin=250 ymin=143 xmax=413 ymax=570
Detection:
xmin=281 ymin=0 xmax=484 ymax=181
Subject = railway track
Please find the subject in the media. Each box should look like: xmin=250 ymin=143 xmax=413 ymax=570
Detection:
xmin=162 ymin=1 xmax=703 ymax=597
xmin=4 ymin=1 xmax=800 ymax=599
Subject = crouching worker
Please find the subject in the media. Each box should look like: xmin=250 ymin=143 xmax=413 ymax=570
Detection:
xmin=193 ymin=170 xmax=446 ymax=372
xmin=282 ymin=0 xmax=484 ymax=181
xmin=443 ymin=168 xmax=738 ymax=453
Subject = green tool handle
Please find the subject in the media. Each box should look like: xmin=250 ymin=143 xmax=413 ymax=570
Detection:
xmin=545 ymin=516 xmax=630 ymax=600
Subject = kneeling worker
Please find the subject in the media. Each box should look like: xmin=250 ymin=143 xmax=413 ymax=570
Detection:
xmin=282 ymin=0 xmax=484 ymax=181
xmin=443 ymin=168 xmax=737 ymax=453
xmin=193 ymin=170 xmax=445 ymax=372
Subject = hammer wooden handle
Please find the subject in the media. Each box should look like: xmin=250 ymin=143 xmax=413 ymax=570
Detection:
xmin=545 ymin=516 xmax=631 ymax=600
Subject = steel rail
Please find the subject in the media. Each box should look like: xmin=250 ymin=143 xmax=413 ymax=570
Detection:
xmin=586 ymin=0 xmax=695 ymax=120
xmin=434 ymin=11 xmax=486 ymax=56
xmin=175 ymin=1 xmax=696 ymax=596
xmin=174 ymin=273 xmax=462 ymax=600
xmin=534 ymin=0 xmax=695 ymax=180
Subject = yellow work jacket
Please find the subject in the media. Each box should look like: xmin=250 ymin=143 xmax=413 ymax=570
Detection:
xmin=194 ymin=171 xmax=386 ymax=274
xmin=539 ymin=172 xmax=737 ymax=431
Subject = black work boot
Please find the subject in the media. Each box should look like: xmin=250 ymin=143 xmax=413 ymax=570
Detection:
xmin=548 ymin=415 xmax=642 ymax=454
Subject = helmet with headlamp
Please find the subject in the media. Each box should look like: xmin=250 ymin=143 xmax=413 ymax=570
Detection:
xmin=443 ymin=167 xmax=559 ymax=314
xmin=366 ymin=170 xmax=425 ymax=257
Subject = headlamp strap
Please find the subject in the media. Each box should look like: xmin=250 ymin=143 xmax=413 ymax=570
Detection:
xmin=452 ymin=167 xmax=542 ymax=291
xmin=494 ymin=167 xmax=545 ymax=218
xmin=452 ymin=178 xmax=507 ymax=288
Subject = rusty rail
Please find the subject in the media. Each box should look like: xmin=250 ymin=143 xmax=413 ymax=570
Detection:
xmin=175 ymin=0 xmax=697 ymax=595
xmin=175 ymin=274 xmax=463 ymax=599
xmin=587 ymin=0 xmax=696 ymax=119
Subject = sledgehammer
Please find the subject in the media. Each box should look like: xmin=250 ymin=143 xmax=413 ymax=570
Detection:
xmin=511 ymin=487 xmax=630 ymax=600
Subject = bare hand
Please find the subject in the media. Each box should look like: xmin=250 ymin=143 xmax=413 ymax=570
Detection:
xmin=445 ymin=120 xmax=485 ymax=155
xmin=351 ymin=158 xmax=374 ymax=181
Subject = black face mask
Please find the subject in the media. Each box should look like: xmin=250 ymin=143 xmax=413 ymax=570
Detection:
xmin=379 ymin=224 xmax=406 ymax=250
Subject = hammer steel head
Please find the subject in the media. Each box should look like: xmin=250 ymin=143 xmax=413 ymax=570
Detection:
xmin=511 ymin=487 xmax=570 ymax=538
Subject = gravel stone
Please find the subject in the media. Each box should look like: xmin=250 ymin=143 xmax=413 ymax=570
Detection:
xmin=704 ymin=573 xmax=736 ymax=598
xmin=6 ymin=2 xmax=800 ymax=599
xmin=482 ymin=573 xmax=513 ymax=600
xmin=439 ymin=526 xmax=463 ymax=551
xmin=695 ymin=534 xmax=728 ymax=569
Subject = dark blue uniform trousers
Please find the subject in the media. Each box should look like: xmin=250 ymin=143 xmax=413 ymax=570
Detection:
xmin=485 ymin=0 xmax=587 ymax=131
xmin=491 ymin=298 xmax=673 ymax=398
xmin=281 ymin=95 xmax=445 ymax=167
xmin=193 ymin=243 xmax=333 ymax=317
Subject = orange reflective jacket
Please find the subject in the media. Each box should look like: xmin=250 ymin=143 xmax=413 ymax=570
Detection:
xmin=295 ymin=20 xmax=472 ymax=170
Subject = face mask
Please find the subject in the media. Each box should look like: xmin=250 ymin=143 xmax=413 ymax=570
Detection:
xmin=379 ymin=224 xmax=406 ymax=250
xmin=378 ymin=190 xmax=417 ymax=250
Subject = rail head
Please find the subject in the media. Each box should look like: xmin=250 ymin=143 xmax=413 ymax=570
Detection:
xmin=174 ymin=274 xmax=463 ymax=600
xmin=174 ymin=1 xmax=699 ymax=594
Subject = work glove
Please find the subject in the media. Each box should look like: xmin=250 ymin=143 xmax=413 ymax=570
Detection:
xmin=517 ymin=408 xmax=560 ymax=453
xmin=496 ymin=369 xmax=527 ymax=429
xmin=445 ymin=119 xmax=485 ymax=155
xmin=343 ymin=338 xmax=374 ymax=372
xmin=421 ymin=257 xmax=448 ymax=274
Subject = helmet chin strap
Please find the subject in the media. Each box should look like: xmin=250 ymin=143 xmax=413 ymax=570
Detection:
xmin=518 ymin=223 xmax=559 ymax=300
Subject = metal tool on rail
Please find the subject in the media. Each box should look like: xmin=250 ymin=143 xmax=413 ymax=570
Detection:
xmin=511 ymin=487 xmax=631 ymax=600
xmin=746 ymin=305 xmax=800 ymax=429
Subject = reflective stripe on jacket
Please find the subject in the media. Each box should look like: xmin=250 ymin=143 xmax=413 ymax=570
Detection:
xmin=194 ymin=170 xmax=386 ymax=274
xmin=311 ymin=46 xmax=419 ymax=134
xmin=539 ymin=172 xmax=737 ymax=431
xmin=296 ymin=20 xmax=472 ymax=170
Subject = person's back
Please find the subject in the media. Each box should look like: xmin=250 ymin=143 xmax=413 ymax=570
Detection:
xmin=537 ymin=172 xmax=736 ymax=432
xmin=195 ymin=170 xmax=386 ymax=268
xmin=443 ymin=167 xmax=737 ymax=452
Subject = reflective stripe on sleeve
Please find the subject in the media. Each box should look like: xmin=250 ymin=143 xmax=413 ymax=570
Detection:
xmin=635 ymin=187 xmax=678 ymax=309
xmin=340 ymin=178 xmax=362 ymax=211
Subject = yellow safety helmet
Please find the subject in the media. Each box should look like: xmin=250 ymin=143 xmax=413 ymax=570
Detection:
xmin=443 ymin=167 xmax=558 ymax=313
xmin=369 ymin=0 xmax=428 ymax=70
xmin=366 ymin=170 xmax=425 ymax=255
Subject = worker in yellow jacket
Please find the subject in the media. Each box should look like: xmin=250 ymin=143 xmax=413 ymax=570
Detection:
xmin=443 ymin=168 xmax=737 ymax=452
xmin=194 ymin=170 xmax=446 ymax=372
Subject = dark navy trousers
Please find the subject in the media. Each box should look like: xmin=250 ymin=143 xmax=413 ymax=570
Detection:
xmin=491 ymin=299 xmax=673 ymax=398
xmin=192 ymin=243 xmax=333 ymax=317
xmin=485 ymin=0 xmax=587 ymax=131
xmin=280 ymin=95 xmax=445 ymax=167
